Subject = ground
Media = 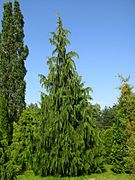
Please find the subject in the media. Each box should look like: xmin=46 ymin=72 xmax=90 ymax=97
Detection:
xmin=17 ymin=165 xmax=135 ymax=180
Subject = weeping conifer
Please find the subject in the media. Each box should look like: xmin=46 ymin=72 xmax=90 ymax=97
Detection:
xmin=34 ymin=16 xmax=104 ymax=177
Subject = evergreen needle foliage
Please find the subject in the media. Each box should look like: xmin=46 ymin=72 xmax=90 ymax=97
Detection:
xmin=111 ymin=75 xmax=135 ymax=173
xmin=10 ymin=104 xmax=40 ymax=177
xmin=34 ymin=16 xmax=104 ymax=177
xmin=96 ymin=106 xmax=116 ymax=130
xmin=0 ymin=0 xmax=28 ymax=179
xmin=0 ymin=0 xmax=28 ymax=145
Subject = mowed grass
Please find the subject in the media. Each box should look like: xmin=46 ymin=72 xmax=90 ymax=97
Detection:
xmin=17 ymin=166 xmax=135 ymax=180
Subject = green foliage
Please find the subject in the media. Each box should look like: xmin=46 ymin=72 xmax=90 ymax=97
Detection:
xmin=111 ymin=116 xmax=129 ymax=173
xmin=9 ymin=104 xmax=40 ymax=177
xmin=127 ymin=129 xmax=135 ymax=174
xmin=12 ymin=0 xmax=29 ymax=120
xmin=96 ymin=106 xmax=116 ymax=129
xmin=0 ymin=97 xmax=9 ymax=142
xmin=34 ymin=16 xmax=104 ymax=177
xmin=17 ymin=168 xmax=135 ymax=180
xmin=111 ymin=76 xmax=135 ymax=173
xmin=0 ymin=97 xmax=17 ymax=179
xmin=0 ymin=0 xmax=14 ymax=146
xmin=94 ymin=105 xmax=116 ymax=164
xmin=0 ymin=97 xmax=9 ymax=179
xmin=0 ymin=1 xmax=28 ymax=178
xmin=102 ymin=128 xmax=113 ymax=164
xmin=0 ymin=0 xmax=28 ymax=143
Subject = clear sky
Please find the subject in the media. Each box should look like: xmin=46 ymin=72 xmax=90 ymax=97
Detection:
xmin=0 ymin=0 xmax=135 ymax=108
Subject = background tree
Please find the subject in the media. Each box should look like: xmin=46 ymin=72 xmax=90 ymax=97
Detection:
xmin=12 ymin=0 xmax=28 ymax=121
xmin=0 ymin=1 xmax=28 ymax=179
xmin=9 ymin=104 xmax=40 ymax=176
xmin=0 ymin=2 xmax=15 ymax=179
xmin=101 ymin=127 xmax=113 ymax=164
xmin=0 ymin=0 xmax=28 ymax=145
xmin=92 ymin=104 xmax=116 ymax=163
xmin=0 ymin=97 xmax=9 ymax=180
xmin=34 ymin=16 xmax=104 ymax=177
xmin=95 ymin=106 xmax=116 ymax=129
xmin=0 ymin=1 xmax=14 ymax=146
xmin=111 ymin=75 xmax=135 ymax=173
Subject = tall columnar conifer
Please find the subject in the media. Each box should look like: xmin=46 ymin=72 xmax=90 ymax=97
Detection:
xmin=0 ymin=1 xmax=13 ymax=146
xmin=0 ymin=0 xmax=28 ymax=145
xmin=0 ymin=1 xmax=28 ymax=179
xmin=34 ymin=16 xmax=104 ymax=177
xmin=13 ymin=0 xmax=28 ymax=119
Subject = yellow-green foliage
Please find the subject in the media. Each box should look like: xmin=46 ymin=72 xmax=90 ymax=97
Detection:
xmin=111 ymin=76 xmax=135 ymax=173
xmin=9 ymin=104 xmax=40 ymax=176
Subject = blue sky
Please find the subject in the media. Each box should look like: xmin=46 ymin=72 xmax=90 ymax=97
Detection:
xmin=0 ymin=0 xmax=135 ymax=108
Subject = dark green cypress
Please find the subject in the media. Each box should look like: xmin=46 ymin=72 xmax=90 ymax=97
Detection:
xmin=0 ymin=1 xmax=28 ymax=179
xmin=13 ymin=0 xmax=28 ymax=120
xmin=34 ymin=16 xmax=104 ymax=177
xmin=0 ymin=1 xmax=14 ymax=145
xmin=0 ymin=97 xmax=9 ymax=180
xmin=0 ymin=0 xmax=28 ymax=145
xmin=0 ymin=4 xmax=12 ymax=179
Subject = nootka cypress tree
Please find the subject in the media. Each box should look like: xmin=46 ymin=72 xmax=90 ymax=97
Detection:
xmin=34 ymin=16 xmax=104 ymax=177
xmin=0 ymin=0 xmax=28 ymax=145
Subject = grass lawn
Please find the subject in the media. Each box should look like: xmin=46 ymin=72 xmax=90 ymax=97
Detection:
xmin=17 ymin=166 xmax=135 ymax=180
